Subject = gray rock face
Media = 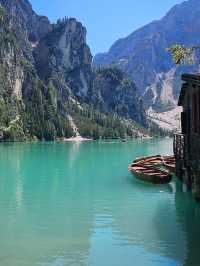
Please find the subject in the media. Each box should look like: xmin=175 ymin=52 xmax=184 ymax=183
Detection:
xmin=34 ymin=18 xmax=93 ymax=99
xmin=0 ymin=3 xmax=24 ymax=99
xmin=93 ymin=0 xmax=200 ymax=111
xmin=0 ymin=0 xmax=51 ymax=42
xmin=0 ymin=7 xmax=25 ymax=140
xmin=92 ymin=68 xmax=146 ymax=126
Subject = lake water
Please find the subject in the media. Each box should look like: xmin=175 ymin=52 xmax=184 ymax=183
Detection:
xmin=0 ymin=139 xmax=200 ymax=266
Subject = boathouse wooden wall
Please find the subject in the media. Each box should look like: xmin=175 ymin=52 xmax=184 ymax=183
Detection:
xmin=174 ymin=74 xmax=200 ymax=201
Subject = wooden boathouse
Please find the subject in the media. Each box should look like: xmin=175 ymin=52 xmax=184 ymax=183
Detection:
xmin=174 ymin=74 xmax=200 ymax=201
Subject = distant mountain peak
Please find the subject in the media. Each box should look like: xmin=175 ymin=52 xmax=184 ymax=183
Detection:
xmin=93 ymin=0 xmax=200 ymax=113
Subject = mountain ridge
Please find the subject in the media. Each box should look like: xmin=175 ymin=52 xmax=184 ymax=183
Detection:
xmin=0 ymin=0 xmax=150 ymax=141
xmin=93 ymin=0 xmax=200 ymax=113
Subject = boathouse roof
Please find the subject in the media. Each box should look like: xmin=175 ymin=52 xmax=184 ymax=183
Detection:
xmin=178 ymin=73 xmax=200 ymax=106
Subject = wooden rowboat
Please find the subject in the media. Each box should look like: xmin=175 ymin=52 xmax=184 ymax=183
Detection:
xmin=164 ymin=163 xmax=175 ymax=172
xmin=128 ymin=155 xmax=174 ymax=184
xmin=134 ymin=155 xmax=162 ymax=164
xmin=129 ymin=164 xmax=172 ymax=184
xmin=163 ymin=156 xmax=175 ymax=172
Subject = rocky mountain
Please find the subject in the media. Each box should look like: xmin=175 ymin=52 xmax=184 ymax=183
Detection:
xmin=0 ymin=0 xmax=51 ymax=40
xmin=0 ymin=0 xmax=149 ymax=141
xmin=92 ymin=67 xmax=146 ymax=126
xmin=34 ymin=18 xmax=93 ymax=100
xmin=93 ymin=0 xmax=200 ymax=113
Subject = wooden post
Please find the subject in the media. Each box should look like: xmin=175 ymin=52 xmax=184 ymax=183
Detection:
xmin=194 ymin=172 xmax=200 ymax=202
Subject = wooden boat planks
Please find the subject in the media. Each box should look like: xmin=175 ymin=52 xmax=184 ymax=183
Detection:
xmin=128 ymin=155 xmax=174 ymax=184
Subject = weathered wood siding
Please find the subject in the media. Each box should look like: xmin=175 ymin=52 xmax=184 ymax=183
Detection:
xmin=174 ymin=74 xmax=200 ymax=201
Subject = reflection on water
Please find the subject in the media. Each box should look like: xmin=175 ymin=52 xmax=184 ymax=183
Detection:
xmin=175 ymin=181 xmax=200 ymax=266
xmin=0 ymin=139 xmax=199 ymax=266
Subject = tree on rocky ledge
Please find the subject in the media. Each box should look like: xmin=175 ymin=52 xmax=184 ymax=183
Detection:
xmin=167 ymin=44 xmax=200 ymax=65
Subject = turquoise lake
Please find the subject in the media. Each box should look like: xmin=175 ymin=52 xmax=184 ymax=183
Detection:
xmin=0 ymin=139 xmax=200 ymax=266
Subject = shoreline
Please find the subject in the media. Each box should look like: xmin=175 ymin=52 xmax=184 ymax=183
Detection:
xmin=63 ymin=136 xmax=93 ymax=142
xmin=0 ymin=135 xmax=170 ymax=143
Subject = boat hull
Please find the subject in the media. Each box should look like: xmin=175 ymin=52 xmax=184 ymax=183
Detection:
xmin=130 ymin=169 xmax=172 ymax=184
xmin=128 ymin=155 xmax=174 ymax=184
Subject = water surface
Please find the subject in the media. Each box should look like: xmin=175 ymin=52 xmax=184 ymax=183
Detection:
xmin=0 ymin=139 xmax=199 ymax=266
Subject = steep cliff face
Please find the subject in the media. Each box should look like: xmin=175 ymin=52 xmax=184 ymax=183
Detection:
xmin=34 ymin=18 xmax=93 ymax=99
xmin=0 ymin=0 xmax=149 ymax=140
xmin=0 ymin=0 xmax=51 ymax=101
xmin=0 ymin=4 xmax=25 ymax=140
xmin=92 ymin=68 xmax=146 ymax=126
xmin=93 ymin=0 xmax=200 ymax=112
xmin=33 ymin=18 xmax=147 ymax=134
xmin=0 ymin=1 xmax=73 ymax=140
xmin=0 ymin=0 xmax=51 ymax=43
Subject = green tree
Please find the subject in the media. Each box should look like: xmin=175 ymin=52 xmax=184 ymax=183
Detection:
xmin=167 ymin=44 xmax=200 ymax=65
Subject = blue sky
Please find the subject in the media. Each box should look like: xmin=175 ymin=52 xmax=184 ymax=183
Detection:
xmin=30 ymin=0 xmax=184 ymax=55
